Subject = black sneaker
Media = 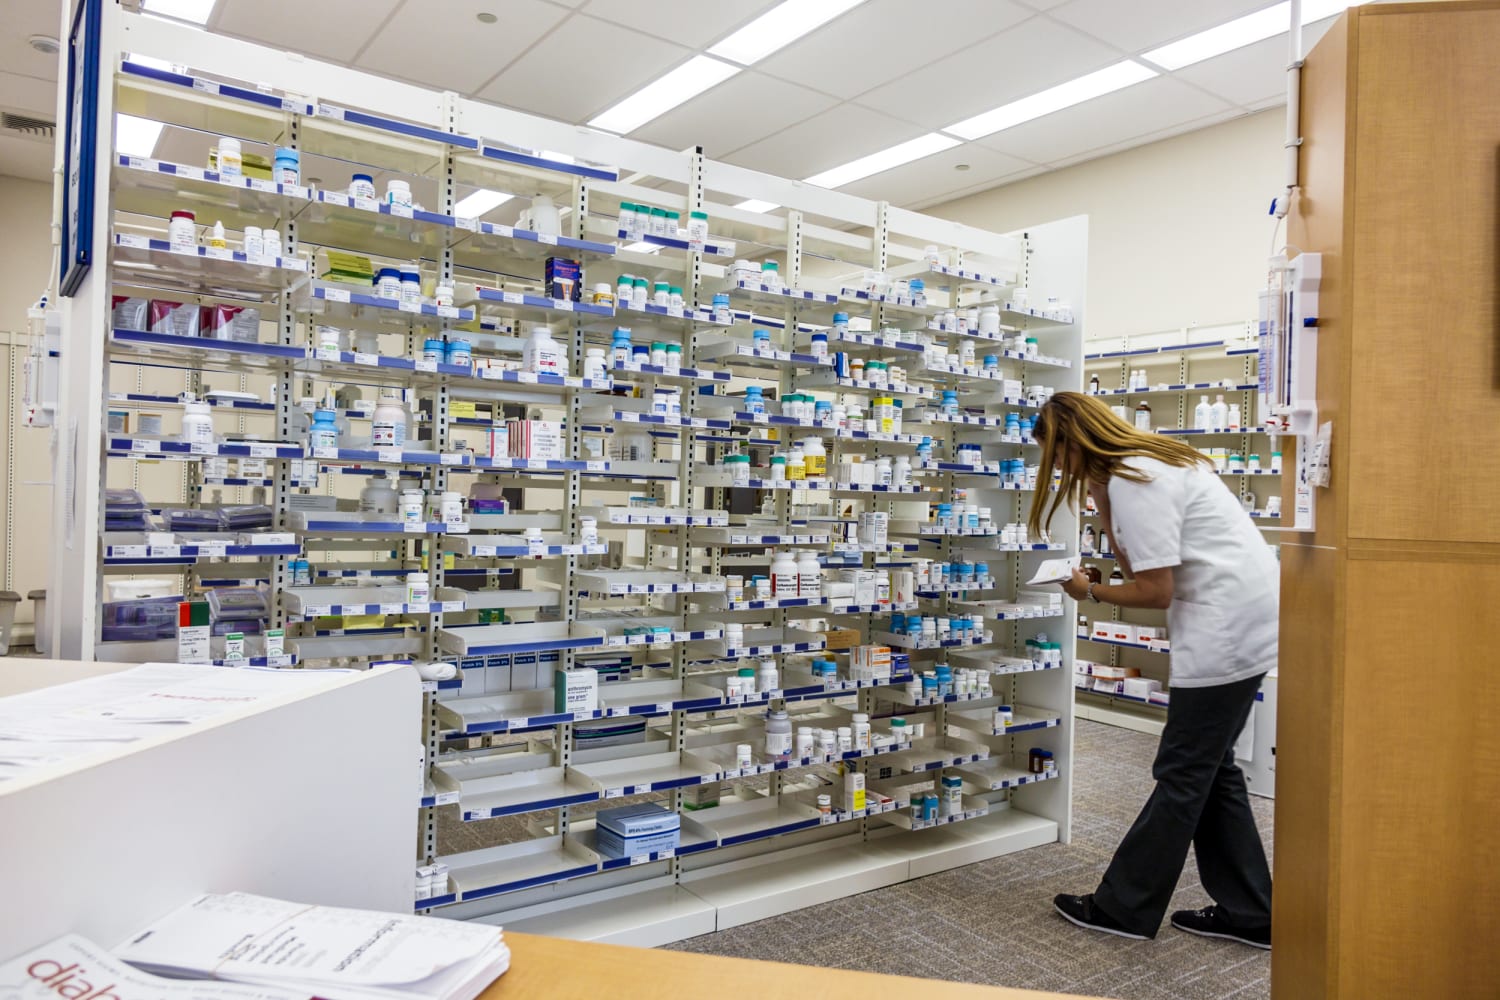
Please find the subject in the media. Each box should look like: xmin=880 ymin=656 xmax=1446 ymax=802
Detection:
xmin=1170 ymin=905 xmax=1272 ymax=950
xmin=1053 ymin=893 xmax=1151 ymax=940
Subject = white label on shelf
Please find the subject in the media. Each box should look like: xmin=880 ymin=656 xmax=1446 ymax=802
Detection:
xmin=667 ymin=306 xmax=684 ymax=319
xmin=618 ymin=412 xmax=638 ymax=422
xmin=399 ymin=301 xmax=422 ymax=314
xmin=322 ymin=287 xmax=351 ymax=303
xmin=351 ymin=352 xmax=382 ymax=369
xmin=537 ymin=233 xmax=558 ymax=245
xmin=403 ymin=522 xmax=426 ymax=534
xmin=555 ymin=299 xmax=573 ymax=312
xmin=441 ymin=600 xmax=464 ymax=613
xmin=249 ymin=178 xmax=277 ymax=194
xmin=379 ymin=603 xmax=405 ymax=615
xmin=455 ymin=216 xmax=478 ymax=232
xmin=439 ymin=453 xmax=464 ymax=466
xmin=657 ymin=849 xmax=674 ymax=860
xmin=604 ymin=788 xmax=623 ymax=799
xmin=502 ymin=291 xmax=524 ymax=305
xmin=353 ymin=197 xmax=379 ymax=213
xmin=283 ymin=257 xmax=308 ymax=271
xmin=205 ymin=247 xmax=233 ymax=261
xmin=130 ymin=439 xmax=159 ymax=453
xmin=112 ymin=545 xmax=147 ymax=558
xmin=198 ymin=541 xmax=229 ymax=558
xmin=314 ymin=348 xmax=341 ymax=362
xmin=322 ymin=191 xmax=350 ymax=207
xmin=377 ymin=448 xmax=403 ymax=464
xmin=433 ymin=791 xmax=460 ymax=806
xmin=117 ymin=234 xmax=149 ymax=249
xmin=312 ymin=446 xmax=338 ymax=459
xmin=516 ymin=372 xmax=538 ymax=384
xmin=305 ymin=605 xmax=332 ymax=617
xmin=249 ymin=444 xmax=278 ymax=458
xmin=527 ymin=539 xmax=548 ymax=557
xmin=629 ymin=854 xmax=650 ymax=866
xmin=192 ymin=78 xmax=220 ymax=95
xmin=437 ymin=305 xmax=460 ymax=319
xmin=586 ymin=460 xmax=606 ymax=472
xmin=415 ymin=360 xmax=438 ymax=373
xmin=390 ymin=203 xmax=414 ymax=219
xmin=281 ymin=95 xmax=306 ymax=113
xmin=447 ymin=523 xmax=469 ymax=534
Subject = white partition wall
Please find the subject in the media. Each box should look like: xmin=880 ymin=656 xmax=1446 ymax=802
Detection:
xmin=50 ymin=8 xmax=1086 ymax=940
xmin=0 ymin=661 xmax=418 ymax=953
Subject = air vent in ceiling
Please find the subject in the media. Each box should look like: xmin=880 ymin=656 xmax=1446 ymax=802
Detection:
xmin=2 ymin=112 xmax=56 ymax=138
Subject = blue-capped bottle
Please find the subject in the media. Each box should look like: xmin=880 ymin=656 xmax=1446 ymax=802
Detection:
xmin=309 ymin=408 xmax=339 ymax=450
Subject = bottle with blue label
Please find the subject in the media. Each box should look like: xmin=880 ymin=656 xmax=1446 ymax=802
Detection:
xmin=744 ymin=385 xmax=766 ymax=414
xmin=445 ymin=338 xmax=471 ymax=368
xmin=309 ymin=408 xmax=339 ymax=450
xmin=942 ymin=390 xmax=959 ymax=416
xmin=422 ymin=338 xmax=444 ymax=364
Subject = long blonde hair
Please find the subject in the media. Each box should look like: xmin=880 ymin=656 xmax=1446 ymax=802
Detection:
xmin=1027 ymin=391 xmax=1212 ymax=538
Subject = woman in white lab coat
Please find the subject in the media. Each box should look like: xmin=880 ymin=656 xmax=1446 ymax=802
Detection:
xmin=1029 ymin=392 xmax=1278 ymax=949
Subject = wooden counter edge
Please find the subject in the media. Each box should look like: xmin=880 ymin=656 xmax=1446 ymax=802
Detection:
xmin=481 ymin=932 xmax=1110 ymax=999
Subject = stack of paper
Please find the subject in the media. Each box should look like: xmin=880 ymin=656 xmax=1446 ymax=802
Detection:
xmin=0 ymin=934 xmax=309 ymax=999
xmin=114 ymin=892 xmax=509 ymax=1000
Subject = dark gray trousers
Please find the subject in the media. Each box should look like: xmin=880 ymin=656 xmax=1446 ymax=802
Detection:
xmin=1092 ymin=671 xmax=1273 ymax=937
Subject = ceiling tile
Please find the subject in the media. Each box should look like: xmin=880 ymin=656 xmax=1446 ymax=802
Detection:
xmin=978 ymin=75 xmax=1233 ymax=164
xmin=214 ymin=0 xmax=399 ymax=63
xmin=1171 ymin=15 xmax=1337 ymax=107
xmin=853 ymin=17 xmax=1120 ymax=130
xmin=841 ymin=144 xmax=1039 ymax=209
xmin=1045 ymin=107 xmax=1243 ymax=169
xmin=478 ymin=15 xmax=689 ymax=123
xmin=0 ymin=71 xmax=59 ymax=117
xmin=721 ymin=104 xmax=925 ymax=181
xmin=580 ymin=0 xmax=781 ymax=48
xmin=356 ymin=0 xmax=569 ymax=95
xmin=1047 ymin=0 xmax=1270 ymax=56
xmin=6 ymin=1 xmax=63 ymax=84
xmin=755 ymin=0 xmax=1034 ymax=101
xmin=633 ymin=71 xmax=839 ymax=159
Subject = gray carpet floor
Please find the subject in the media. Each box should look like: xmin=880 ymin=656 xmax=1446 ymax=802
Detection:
xmin=666 ymin=720 xmax=1274 ymax=1000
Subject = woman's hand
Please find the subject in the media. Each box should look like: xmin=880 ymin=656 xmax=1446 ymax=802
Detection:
xmin=1061 ymin=567 xmax=1092 ymax=602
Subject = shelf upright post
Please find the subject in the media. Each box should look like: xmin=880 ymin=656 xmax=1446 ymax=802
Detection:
xmin=667 ymin=149 xmax=709 ymax=870
xmin=417 ymin=97 xmax=462 ymax=878
xmin=270 ymin=108 xmax=303 ymax=636
xmin=555 ymin=173 xmax=590 ymax=845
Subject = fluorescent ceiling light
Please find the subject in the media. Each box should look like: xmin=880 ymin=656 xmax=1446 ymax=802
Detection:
xmin=804 ymin=133 xmax=961 ymax=189
xmin=945 ymin=61 xmax=1158 ymax=140
xmin=538 ymin=150 xmax=575 ymax=164
xmin=453 ymin=189 xmax=513 ymax=218
xmin=709 ymin=0 xmax=869 ymax=65
xmin=1142 ymin=1 xmax=1366 ymax=71
xmin=141 ymin=0 xmax=216 ymax=24
xmin=115 ymin=113 xmax=164 ymax=157
xmin=734 ymin=199 xmax=780 ymax=214
xmin=588 ymin=56 xmax=739 ymax=134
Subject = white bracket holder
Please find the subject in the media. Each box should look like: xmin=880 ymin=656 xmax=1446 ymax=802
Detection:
xmin=1257 ymin=252 xmax=1321 ymax=531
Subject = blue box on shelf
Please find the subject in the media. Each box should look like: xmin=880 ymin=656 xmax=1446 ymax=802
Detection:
xmin=596 ymin=802 xmax=681 ymax=858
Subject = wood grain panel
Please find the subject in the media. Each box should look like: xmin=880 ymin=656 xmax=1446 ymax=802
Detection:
xmin=1272 ymin=543 xmax=1344 ymax=1000
xmin=1274 ymin=12 xmax=1354 ymax=998
xmin=485 ymin=932 xmax=1109 ymax=999
xmin=1338 ymin=558 xmax=1500 ymax=999
xmin=1344 ymin=5 xmax=1500 ymax=543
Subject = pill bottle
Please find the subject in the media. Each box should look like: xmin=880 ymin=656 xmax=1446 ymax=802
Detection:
xmin=274 ymin=147 xmax=299 ymax=184
xmin=309 ymin=408 xmax=339 ymax=449
xmin=385 ymin=178 xmax=412 ymax=207
xmin=349 ymin=173 xmax=376 ymax=200
xmin=399 ymin=489 xmax=425 ymax=524
xmin=217 ymin=137 xmax=243 ymax=178
xmin=757 ymin=658 xmax=779 ymax=694
xmin=446 ymin=338 xmax=472 ymax=368
xmin=687 ymin=210 xmax=709 ymax=244
xmin=360 ymin=474 xmax=398 ymax=514
xmin=181 ymin=398 xmax=214 ymax=444
xmin=406 ymin=571 xmax=430 ymax=605
xmin=372 ymin=391 xmax=408 ymax=446
xmin=168 ymin=210 xmax=197 ymax=253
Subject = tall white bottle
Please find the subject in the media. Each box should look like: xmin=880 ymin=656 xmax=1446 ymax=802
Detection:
xmin=1228 ymin=403 xmax=1241 ymax=431
xmin=1210 ymin=394 xmax=1229 ymax=433
xmin=1194 ymin=395 xmax=1212 ymax=431
xmin=522 ymin=324 xmax=565 ymax=376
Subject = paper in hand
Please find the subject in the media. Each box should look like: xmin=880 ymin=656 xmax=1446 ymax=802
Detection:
xmin=1026 ymin=556 xmax=1081 ymax=586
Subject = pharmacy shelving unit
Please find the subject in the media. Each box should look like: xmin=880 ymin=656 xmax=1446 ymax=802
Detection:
xmin=1077 ymin=326 xmax=1288 ymax=734
xmin=54 ymin=7 xmax=1083 ymax=946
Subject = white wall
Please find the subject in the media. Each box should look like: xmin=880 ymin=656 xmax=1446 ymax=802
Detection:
xmin=1 ymin=175 xmax=57 ymax=634
xmin=926 ymin=109 xmax=1285 ymax=341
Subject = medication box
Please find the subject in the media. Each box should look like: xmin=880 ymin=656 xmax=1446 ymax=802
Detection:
xmin=1111 ymin=623 xmax=1134 ymax=643
xmin=1123 ymin=677 xmax=1163 ymax=699
xmin=595 ymin=803 xmax=680 ymax=858
xmin=553 ymin=667 xmax=599 ymax=714
xmin=1091 ymin=622 xmax=1114 ymax=641
xmin=544 ymin=256 xmax=582 ymax=302
xmin=821 ymin=628 xmax=861 ymax=651
xmin=843 ymin=769 xmax=866 ymax=813
xmin=507 ymin=420 xmax=565 ymax=460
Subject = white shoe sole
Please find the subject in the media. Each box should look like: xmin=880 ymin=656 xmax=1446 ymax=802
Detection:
xmin=1170 ymin=920 xmax=1271 ymax=950
xmin=1054 ymin=902 xmax=1150 ymax=940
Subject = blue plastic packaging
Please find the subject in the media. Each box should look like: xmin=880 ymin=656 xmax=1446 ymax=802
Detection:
xmin=273 ymin=146 xmax=299 ymax=184
xmin=445 ymin=338 xmax=472 ymax=368
xmin=422 ymin=338 xmax=444 ymax=364
xmin=309 ymin=408 xmax=339 ymax=449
